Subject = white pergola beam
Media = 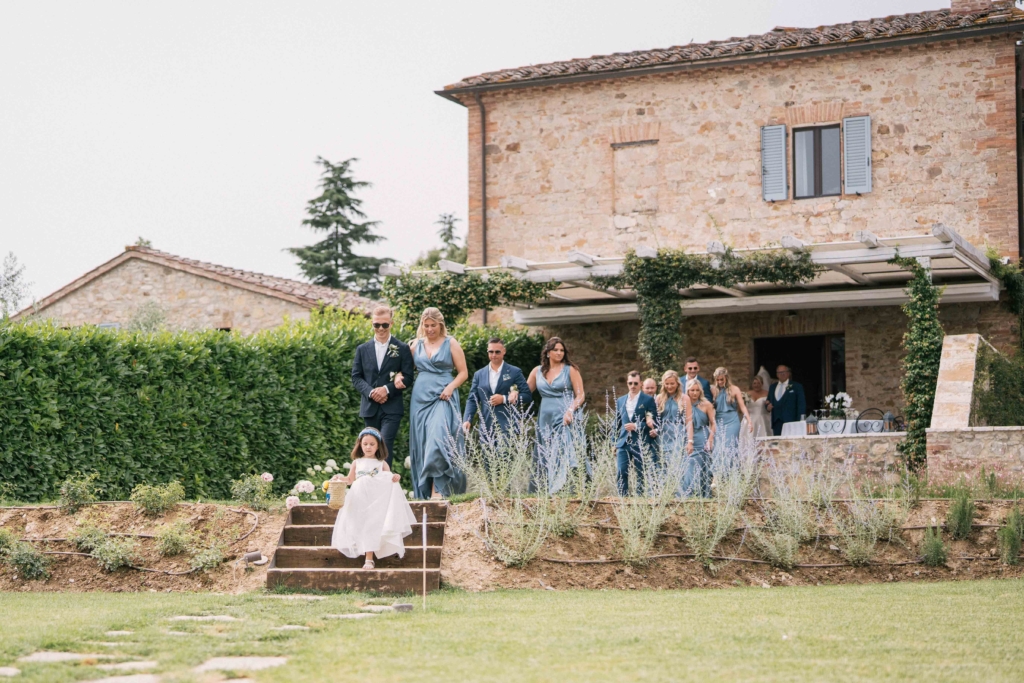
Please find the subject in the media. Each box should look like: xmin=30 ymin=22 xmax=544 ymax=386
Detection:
xmin=712 ymin=285 xmax=748 ymax=297
xmin=513 ymin=282 xmax=1000 ymax=326
xmin=855 ymin=230 xmax=882 ymax=248
xmin=706 ymin=240 xmax=727 ymax=255
xmin=379 ymin=264 xmax=403 ymax=277
xmin=635 ymin=245 xmax=658 ymax=259
xmin=826 ymin=264 xmax=872 ymax=285
xmin=781 ymin=235 xmax=807 ymax=252
xmin=437 ymin=260 xmax=466 ymax=274
xmin=567 ymin=250 xmax=595 ymax=267
xmin=569 ymin=279 xmax=634 ymax=299
xmin=500 ymin=255 xmax=533 ymax=271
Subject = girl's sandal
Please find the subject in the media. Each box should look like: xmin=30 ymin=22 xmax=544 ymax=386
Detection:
xmin=362 ymin=560 xmax=375 ymax=570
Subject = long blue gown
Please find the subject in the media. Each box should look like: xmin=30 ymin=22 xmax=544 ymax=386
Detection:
xmin=683 ymin=402 xmax=712 ymax=498
xmin=659 ymin=396 xmax=687 ymax=497
xmin=409 ymin=337 xmax=466 ymax=499
xmin=714 ymin=386 xmax=741 ymax=465
xmin=535 ymin=365 xmax=577 ymax=493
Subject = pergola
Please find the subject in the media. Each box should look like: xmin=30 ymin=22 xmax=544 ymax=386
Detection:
xmin=382 ymin=225 xmax=1000 ymax=326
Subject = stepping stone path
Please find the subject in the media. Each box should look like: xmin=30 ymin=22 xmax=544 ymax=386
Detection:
xmin=271 ymin=625 xmax=309 ymax=631
xmin=324 ymin=613 xmax=377 ymax=620
xmin=17 ymin=652 xmax=113 ymax=663
xmin=97 ymin=661 xmax=158 ymax=671
xmin=360 ymin=605 xmax=396 ymax=614
xmin=0 ymin=668 xmax=19 ymax=678
xmin=194 ymin=656 xmax=288 ymax=672
xmin=163 ymin=631 xmax=192 ymax=636
xmin=91 ymin=676 xmax=160 ymax=683
xmin=105 ymin=631 xmax=133 ymax=636
xmin=264 ymin=594 xmax=325 ymax=601
xmin=167 ymin=615 xmax=239 ymax=622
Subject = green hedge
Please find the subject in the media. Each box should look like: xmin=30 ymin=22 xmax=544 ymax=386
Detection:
xmin=0 ymin=311 xmax=543 ymax=501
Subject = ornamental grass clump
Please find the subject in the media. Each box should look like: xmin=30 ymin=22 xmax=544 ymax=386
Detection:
xmin=6 ymin=542 xmax=51 ymax=580
xmin=829 ymin=499 xmax=880 ymax=567
xmin=544 ymin=405 xmax=616 ymax=538
xmin=59 ymin=472 xmax=100 ymax=514
xmin=156 ymin=521 xmax=195 ymax=557
xmin=611 ymin=439 xmax=682 ymax=567
xmin=921 ymin=524 xmax=948 ymax=567
xmin=482 ymin=497 xmax=549 ymax=569
xmin=747 ymin=460 xmax=816 ymax=570
xmin=130 ymin=481 xmax=185 ymax=516
xmin=450 ymin=401 xmax=536 ymax=506
xmin=70 ymin=523 xmax=108 ymax=552
xmin=946 ymin=483 xmax=976 ymax=541
xmin=798 ymin=455 xmax=851 ymax=510
xmin=998 ymin=506 xmax=1024 ymax=565
xmin=91 ymin=536 xmax=140 ymax=572
xmin=230 ymin=474 xmax=275 ymax=511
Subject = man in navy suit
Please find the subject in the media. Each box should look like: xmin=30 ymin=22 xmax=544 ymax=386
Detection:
xmin=351 ymin=306 xmax=415 ymax=466
xmin=683 ymin=357 xmax=712 ymax=404
xmin=766 ymin=364 xmax=807 ymax=436
xmin=616 ymin=370 xmax=659 ymax=495
xmin=462 ymin=337 xmax=533 ymax=435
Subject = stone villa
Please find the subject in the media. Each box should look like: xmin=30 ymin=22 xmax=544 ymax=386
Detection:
xmin=15 ymin=246 xmax=373 ymax=334
xmin=435 ymin=0 xmax=1024 ymax=419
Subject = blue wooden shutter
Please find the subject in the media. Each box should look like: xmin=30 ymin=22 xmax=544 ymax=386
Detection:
xmin=761 ymin=125 xmax=787 ymax=202
xmin=843 ymin=115 xmax=872 ymax=194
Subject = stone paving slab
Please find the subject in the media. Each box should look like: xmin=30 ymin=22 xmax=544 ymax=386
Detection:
xmin=105 ymin=631 xmax=134 ymax=636
xmin=89 ymin=675 xmax=160 ymax=683
xmin=324 ymin=613 xmax=377 ymax=620
xmin=271 ymin=625 xmax=310 ymax=631
xmin=97 ymin=661 xmax=158 ymax=671
xmin=263 ymin=594 xmax=326 ymax=601
xmin=167 ymin=615 xmax=239 ymax=622
xmin=17 ymin=652 xmax=113 ymax=663
xmin=194 ymin=656 xmax=287 ymax=672
xmin=0 ymin=668 xmax=19 ymax=678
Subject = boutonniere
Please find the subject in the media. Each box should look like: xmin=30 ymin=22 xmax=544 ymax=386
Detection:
xmin=389 ymin=371 xmax=397 ymax=381
xmin=387 ymin=343 xmax=399 ymax=359
xmin=786 ymin=386 xmax=795 ymax=393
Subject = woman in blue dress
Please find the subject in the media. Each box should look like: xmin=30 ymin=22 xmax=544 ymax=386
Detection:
xmin=711 ymin=367 xmax=752 ymax=467
xmin=407 ymin=307 xmax=469 ymax=500
xmin=527 ymin=337 xmax=585 ymax=493
xmin=654 ymin=370 xmax=693 ymax=495
xmin=682 ymin=380 xmax=716 ymax=498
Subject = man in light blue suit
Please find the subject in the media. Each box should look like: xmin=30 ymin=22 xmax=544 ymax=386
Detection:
xmin=616 ymin=370 xmax=659 ymax=495
xmin=767 ymin=364 xmax=807 ymax=436
xmin=462 ymin=337 xmax=532 ymax=435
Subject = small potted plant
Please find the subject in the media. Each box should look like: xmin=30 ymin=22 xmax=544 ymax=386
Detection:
xmin=823 ymin=392 xmax=853 ymax=419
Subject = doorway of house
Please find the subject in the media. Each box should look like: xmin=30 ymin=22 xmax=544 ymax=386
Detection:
xmin=753 ymin=334 xmax=845 ymax=416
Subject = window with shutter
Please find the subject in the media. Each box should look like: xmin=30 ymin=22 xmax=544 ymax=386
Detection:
xmin=793 ymin=125 xmax=841 ymax=199
xmin=843 ymin=115 xmax=872 ymax=194
xmin=761 ymin=124 xmax=787 ymax=202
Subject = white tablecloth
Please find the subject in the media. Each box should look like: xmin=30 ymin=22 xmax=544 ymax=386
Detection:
xmin=780 ymin=419 xmax=885 ymax=437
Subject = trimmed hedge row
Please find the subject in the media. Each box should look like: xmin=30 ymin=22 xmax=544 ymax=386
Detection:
xmin=0 ymin=310 xmax=543 ymax=501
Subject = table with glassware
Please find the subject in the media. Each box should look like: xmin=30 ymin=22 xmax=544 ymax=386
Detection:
xmin=780 ymin=417 xmax=885 ymax=437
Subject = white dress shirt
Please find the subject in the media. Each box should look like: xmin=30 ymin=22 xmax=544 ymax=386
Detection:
xmin=625 ymin=392 xmax=640 ymax=417
xmin=374 ymin=335 xmax=392 ymax=371
xmin=488 ymin=362 xmax=504 ymax=393
xmin=775 ymin=379 xmax=789 ymax=401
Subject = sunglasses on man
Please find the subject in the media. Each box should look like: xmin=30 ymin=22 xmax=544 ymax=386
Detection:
xmin=487 ymin=350 xmax=503 ymax=355
xmin=372 ymin=322 xmax=391 ymax=329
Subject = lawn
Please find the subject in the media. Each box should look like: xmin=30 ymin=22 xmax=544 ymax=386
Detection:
xmin=1 ymin=580 xmax=1022 ymax=682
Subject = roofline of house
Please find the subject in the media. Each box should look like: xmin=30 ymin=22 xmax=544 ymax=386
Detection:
xmin=12 ymin=248 xmax=324 ymax=321
xmin=435 ymin=20 xmax=1024 ymax=105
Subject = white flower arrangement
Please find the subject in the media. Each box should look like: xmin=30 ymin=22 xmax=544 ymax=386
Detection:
xmin=404 ymin=456 xmax=411 ymax=469
xmin=823 ymin=392 xmax=854 ymax=418
xmin=324 ymin=466 xmax=334 ymax=474
xmin=325 ymin=459 xmax=338 ymax=469
xmin=313 ymin=465 xmax=322 ymax=472
xmin=295 ymin=480 xmax=315 ymax=494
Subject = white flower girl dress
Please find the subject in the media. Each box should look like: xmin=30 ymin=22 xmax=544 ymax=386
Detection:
xmin=331 ymin=458 xmax=416 ymax=559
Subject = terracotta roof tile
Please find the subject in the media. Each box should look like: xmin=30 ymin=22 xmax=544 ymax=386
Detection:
xmin=444 ymin=5 xmax=1024 ymax=90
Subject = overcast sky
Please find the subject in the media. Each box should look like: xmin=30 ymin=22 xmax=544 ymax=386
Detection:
xmin=1 ymin=0 xmax=941 ymax=302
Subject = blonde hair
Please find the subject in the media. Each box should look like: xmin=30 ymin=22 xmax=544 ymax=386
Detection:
xmin=371 ymin=305 xmax=393 ymax=319
xmin=713 ymin=367 xmax=737 ymax=406
xmin=656 ymin=370 xmax=683 ymax=413
xmin=416 ymin=307 xmax=448 ymax=339
xmin=686 ymin=379 xmax=707 ymax=404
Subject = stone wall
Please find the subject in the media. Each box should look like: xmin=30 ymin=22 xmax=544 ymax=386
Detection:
xmin=762 ymin=433 xmax=904 ymax=484
xmin=463 ymin=34 xmax=1019 ymax=266
xmin=547 ymin=300 xmax=1016 ymax=414
xmin=926 ymin=427 xmax=1024 ymax=485
xmin=34 ymin=259 xmax=312 ymax=335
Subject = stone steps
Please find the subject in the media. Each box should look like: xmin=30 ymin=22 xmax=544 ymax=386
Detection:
xmin=267 ymin=501 xmax=447 ymax=594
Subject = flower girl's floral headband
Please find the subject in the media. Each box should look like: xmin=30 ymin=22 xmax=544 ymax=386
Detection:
xmin=358 ymin=427 xmax=383 ymax=440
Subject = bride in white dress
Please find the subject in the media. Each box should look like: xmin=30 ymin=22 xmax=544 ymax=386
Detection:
xmin=331 ymin=427 xmax=416 ymax=570
xmin=745 ymin=367 xmax=773 ymax=439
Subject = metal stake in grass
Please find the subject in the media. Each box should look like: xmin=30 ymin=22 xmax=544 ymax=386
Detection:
xmin=422 ymin=506 xmax=427 ymax=611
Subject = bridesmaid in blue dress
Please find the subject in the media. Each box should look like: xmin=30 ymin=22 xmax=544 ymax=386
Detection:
xmin=711 ymin=367 xmax=753 ymax=467
xmin=527 ymin=337 xmax=585 ymax=493
xmin=654 ymin=370 xmax=694 ymax=495
xmin=407 ymin=308 xmax=469 ymax=500
xmin=682 ymin=380 xmax=716 ymax=498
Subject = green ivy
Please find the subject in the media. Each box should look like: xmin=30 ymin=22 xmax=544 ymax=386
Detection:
xmin=382 ymin=271 xmax=551 ymax=327
xmin=622 ymin=248 xmax=820 ymax=372
xmin=987 ymin=250 xmax=1024 ymax=352
xmin=890 ymin=256 xmax=944 ymax=470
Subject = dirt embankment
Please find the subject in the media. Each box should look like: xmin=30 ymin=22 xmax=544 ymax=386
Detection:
xmin=441 ymin=499 xmax=1024 ymax=592
xmin=0 ymin=503 xmax=286 ymax=593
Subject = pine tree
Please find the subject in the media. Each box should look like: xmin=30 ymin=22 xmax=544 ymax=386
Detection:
xmin=287 ymin=157 xmax=392 ymax=297
xmin=0 ymin=252 xmax=30 ymax=318
xmin=413 ymin=213 xmax=466 ymax=269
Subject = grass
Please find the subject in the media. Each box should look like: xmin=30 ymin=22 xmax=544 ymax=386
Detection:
xmin=1 ymin=581 xmax=1023 ymax=682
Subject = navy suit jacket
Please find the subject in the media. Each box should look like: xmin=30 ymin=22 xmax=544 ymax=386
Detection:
xmin=615 ymin=393 xmax=658 ymax=451
xmin=766 ymin=381 xmax=807 ymax=430
xmin=462 ymin=363 xmax=533 ymax=432
xmin=684 ymin=375 xmax=713 ymax=402
xmin=351 ymin=337 xmax=415 ymax=418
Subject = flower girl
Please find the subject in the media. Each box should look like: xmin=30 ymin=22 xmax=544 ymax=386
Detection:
xmin=331 ymin=428 xmax=416 ymax=570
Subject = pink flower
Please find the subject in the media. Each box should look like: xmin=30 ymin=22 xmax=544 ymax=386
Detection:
xmin=295 ymin=480 xmax=315 ymax=494
xmin=261 ymin=472 xmax=274 ymax=483
xmin=285 ymin=496 xmax=300 ymax=510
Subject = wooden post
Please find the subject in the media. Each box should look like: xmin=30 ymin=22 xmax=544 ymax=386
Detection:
xmin=422 ymin=507 xmax=427 ymax=610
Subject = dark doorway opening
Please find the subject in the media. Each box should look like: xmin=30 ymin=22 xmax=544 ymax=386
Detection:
xmin=753 ymin=334 xmax=845 ymax=416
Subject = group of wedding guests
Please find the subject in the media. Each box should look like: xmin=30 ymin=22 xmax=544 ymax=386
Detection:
xmin=351 ymin=304 xmax=807 ymax=502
